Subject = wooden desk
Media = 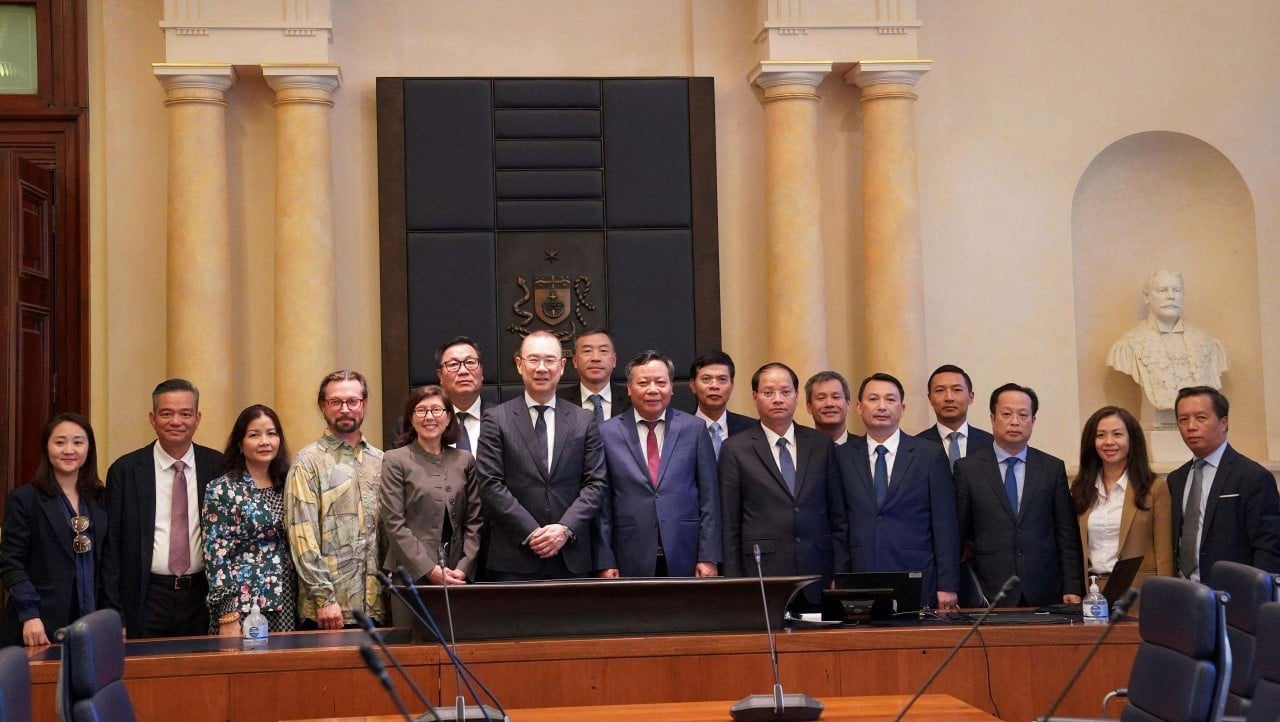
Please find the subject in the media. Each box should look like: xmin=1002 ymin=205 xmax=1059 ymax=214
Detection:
xmin=295 ymin=694 xmax=999 ymax=721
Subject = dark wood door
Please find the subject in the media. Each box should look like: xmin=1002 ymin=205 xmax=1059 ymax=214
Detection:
xmin=0 ymin=149 xmax=56 ymax=511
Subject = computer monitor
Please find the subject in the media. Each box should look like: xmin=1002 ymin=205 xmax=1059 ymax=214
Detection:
xmin=823 ymin=571 xmax=924 ymax=622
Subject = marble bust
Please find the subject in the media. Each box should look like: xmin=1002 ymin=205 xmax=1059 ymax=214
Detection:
xmin=1106 ymin=270 xmax=1229 ymax=410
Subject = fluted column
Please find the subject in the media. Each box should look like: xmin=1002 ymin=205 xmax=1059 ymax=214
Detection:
xmin=263 ymin=66 xmax=341 ymax=439
xmin=750 ymin=62 xmax=833 ymax=380
xmin=847 ymin=60 xmax=931 ymax=427
xmin=154 ymin=64 xmax=236 ymax=433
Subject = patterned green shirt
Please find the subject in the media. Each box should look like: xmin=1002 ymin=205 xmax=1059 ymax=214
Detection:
xmin=284 ymin=432 xmax=386 ymax=624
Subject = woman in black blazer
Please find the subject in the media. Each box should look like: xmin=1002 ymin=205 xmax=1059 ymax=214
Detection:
xmin=0 ymin=413 xmax=119 ymax=647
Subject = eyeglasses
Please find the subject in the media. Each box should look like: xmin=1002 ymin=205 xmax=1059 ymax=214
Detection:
xmin=413 ymin=406 xmax=449 ymax=419
xmin=71 ymin=515 xmax=92 ymax=554
xmin=440 ymin=358 xmax=480 ymax=373
xmin=325 ymin=397 xmax=365 ymax=411
xmin=518 ymin=356 xmax=562 ymax=369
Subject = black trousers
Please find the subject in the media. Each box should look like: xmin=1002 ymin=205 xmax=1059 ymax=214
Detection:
xmin=143 ymin=573 xmax=208 ymax=637
xmin=487 ymin=555 xmax=584 ymax=581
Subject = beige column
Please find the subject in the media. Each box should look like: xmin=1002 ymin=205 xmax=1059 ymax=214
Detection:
xmin=154 ymin=64 xmax=236 ymax=434
xmin=750 ymin=62 xmax=833 ymax=381
xmin=263 ymin=66 xmax=341 ymax=439
xmin=847 ymin=60 xmax=932 ymax=428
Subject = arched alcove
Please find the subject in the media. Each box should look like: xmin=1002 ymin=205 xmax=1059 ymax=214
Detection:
xmin=1072 ymin=131 xmax=1264 ymax=461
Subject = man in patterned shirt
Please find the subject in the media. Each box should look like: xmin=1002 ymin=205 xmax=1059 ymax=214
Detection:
xmin=285 ymin=370 xmax=385 ymax=629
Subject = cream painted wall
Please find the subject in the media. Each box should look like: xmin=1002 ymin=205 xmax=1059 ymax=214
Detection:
xmin=89 ymin=1 xmax=1280 ymax=465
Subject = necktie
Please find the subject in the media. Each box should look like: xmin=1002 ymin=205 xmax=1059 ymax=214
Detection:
xmin=873 ymin=445 xmax=889 ymax=506
xmin=455 ymin=412 xmax=471 ymax=452
xmin=777 ymin=438 xmax=796 ymax=495
xmin=946 ymin=431 xmax=961 ymax=469
xmin=533 ymin=405 xmax=549 ymax=473
xmin=1179 ymin=459 xmax=1208 ymax=578
xmin=169 ymin=460 xmax=190 ymax=576
xmin=709 ymin=422 xmax=724 ymax=460
xmin=1004 ymin=457 xmax=1022 ymax=516
xmin=643 ymin=420 xmax=660 ymax=487
xmin=589 ymin=394 xmax=604 ymax=423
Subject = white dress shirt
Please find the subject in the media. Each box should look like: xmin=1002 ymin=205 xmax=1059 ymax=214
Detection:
xmin=935 ymin=421 xmax=972 ymax=457
xmin=760 ymin=423 xmax=797 ymax=476
xmin=866 ymin=429 xmax=902 ymax=482
xmin=1181 ymin=441 xmax=1228 ymax=582
xmin=579 ymin=383 xmax=612 ymax=418
xmin=525 ymin=392 xmax=557 ymax=473
xmin=151 ymin=442 xmax=201 ymax=576
xmin=1087 ymin=472 xmax=1128 ymax=574
xmin=452 ymin=398 xmax=482 ymax=451
xmin=636 ymin=414 xmax=666 ymax=458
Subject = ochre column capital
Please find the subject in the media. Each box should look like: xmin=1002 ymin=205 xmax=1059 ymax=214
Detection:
xmin=844 ymin=60 xmax=932 ymax=101
xmin=263 ymin=65 xmax=341 ymax=105
xmin=153 ymin=64 xmax=236 ymax=105
xmin=749 ymin=61 xmax=832 ymax=102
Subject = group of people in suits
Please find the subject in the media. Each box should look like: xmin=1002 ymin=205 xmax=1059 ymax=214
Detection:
xmin=3 ymin=329 xmax=1279 ymax=646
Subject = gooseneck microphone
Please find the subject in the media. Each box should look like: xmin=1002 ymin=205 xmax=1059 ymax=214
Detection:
xmin=359 ymin=642 xmax=414 ymax=722
xmin=1036 ymin=588 xmax=1140 ymax=722
xmin=729 ymin=544 xmax=824 ymax=721
xmin=353 ymin=608 xmax=439 ymax=721
xmin=892 ymin=574 xmax=1020 ymax=721
xmin=439 ymin=550 xmax=475 ymax=722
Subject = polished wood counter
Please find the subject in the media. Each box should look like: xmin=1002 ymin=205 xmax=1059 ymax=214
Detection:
xmin=25 ymin=622 xmax=1138 ymax=722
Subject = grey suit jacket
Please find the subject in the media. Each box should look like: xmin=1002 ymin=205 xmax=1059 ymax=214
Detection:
xmin=379 ymin=444 xmax=483 ymax=581
xmin=476 ymin=396 xmax=607 ymax=576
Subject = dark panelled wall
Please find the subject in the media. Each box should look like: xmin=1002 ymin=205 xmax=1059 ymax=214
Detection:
xmin=378 ymin=77 xmax=720 ymax=443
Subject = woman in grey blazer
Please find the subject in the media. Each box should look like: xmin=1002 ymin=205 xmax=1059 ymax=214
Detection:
xmin=380 ymin=385 xmax=483 ymax=584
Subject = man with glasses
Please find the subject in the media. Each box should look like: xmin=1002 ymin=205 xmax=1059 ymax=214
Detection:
xmin=106 ymin=378 xmax=223 ymax=637
xmin=476 ymin=331 xmax=607 ymax=580
xmin=285 ymin=369 xmax=385 ymax=629
xmin=436 ymin=336 xmax=486 ymax=452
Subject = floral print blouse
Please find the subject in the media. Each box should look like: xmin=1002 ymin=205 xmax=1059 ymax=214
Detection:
xmin=202 ymin=472 xmax=296 ymax=616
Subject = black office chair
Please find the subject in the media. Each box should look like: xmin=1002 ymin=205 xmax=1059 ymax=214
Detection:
xmin=1213 ymin=561 xmax=1279 ymax=716
xmin=55 ymin=609 xmax=135 ymax=722
xmin=1231 ymin=602 xmax=1280 ymax=722
xmin=0 ymin=646 xmax=32 ymax=722
xmin=1045 ymin=576 xmax=1231 ymax=722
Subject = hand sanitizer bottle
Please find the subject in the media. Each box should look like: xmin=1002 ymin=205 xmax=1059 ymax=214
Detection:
xmin=242 ymin=603 xmax=269 ymax=649
xmin=1082 ymin=575 xmax=1109 ymax=625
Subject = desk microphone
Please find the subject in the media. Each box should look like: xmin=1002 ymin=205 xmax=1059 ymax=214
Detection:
xmin=354 ymin=608 xmax=439 ymax=721
xmin=359 ymin=642 xmax=414 ymax=722
xmin=438 ymin=550 xmax=487 ymax=722
xmin=892 ymin=574 xmax=1020 ymax=721
xmin=729 ymin=544 xmax=824 ymax=721
xmin=1035 ymin=588 xmax=1140 ymax=722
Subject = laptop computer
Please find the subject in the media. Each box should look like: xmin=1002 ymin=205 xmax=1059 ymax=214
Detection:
xmin=1035 ymin=555 xmax=1145 ymax=615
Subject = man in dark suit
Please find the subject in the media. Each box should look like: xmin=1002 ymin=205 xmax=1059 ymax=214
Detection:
xmin=805 ymin=371 xmax=852 ymax=445
xmin=477 ymin=330 xmax=608 ymax=580
xmin=437 ymin=336 xmax=487 ymax=453
xmin=105 ymin=378 xmax=223 ymax=637
xmin=562 ymin=329 xmax=631 ymax=421
xmin=1170 ymin=386 xmax=1280 ymax=583
xmin=954 ymin=383 xmax=1083 ymax=607
xmin=594 ymin=351 xmax=721 ymax=578
xmin=719 ymin=362 xmax=849 ymax=607
xmin=916 ymin=364 xmax=994 ymax=466
xmin=689 ymin=350 xmax=755 ymax=460
xmin=835 ymin=373 xmax=959 ymax=609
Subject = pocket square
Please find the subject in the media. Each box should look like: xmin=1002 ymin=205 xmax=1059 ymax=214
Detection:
xmin=1218 ymin=493 xmax=1241 ymax=499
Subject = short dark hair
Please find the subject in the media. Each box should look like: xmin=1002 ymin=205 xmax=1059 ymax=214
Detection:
xmin=317 ymin=370 xmax=368 ymax=405
xmin=393 ymin=385 xmax=460 ymax=448
xmin=751 ymin=362 xmax=798 ymax=392
xmin=989 ymin=382 xmax=1039 ymax=416
xmin=152 ymin=378 xmax=200 ymax=409
xmin=573 ymin=328 xmax=613 ymax=353
xmin=624 ymin=350 xmax=675 ymax=380
xmin=434 ymin=336 xmax=481 ymax=367
xmin=690 ymin=350 xmax=736 ymax=380
xmin=857 ymin=372 xmax=904 ymax=401
xmin=219 ymin=405 xmax=291 ymax=490
xmin=926 ymin=364 xmax=973 ymax=393
xmin=31 ymin=412 xmax=103 ymax=502
xmin=1175 ymin=386 xmax=1229 ymax=419
xmin=804 ymin=371 xmax=851 ymax=403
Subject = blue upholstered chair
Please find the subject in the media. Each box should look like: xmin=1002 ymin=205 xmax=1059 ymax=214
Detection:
xmin=1212 ymin=561 xmax=1279 ymax=716
xmin=55 ymin=609 xmax=135 ymax=722
xmin=0 ymin=646 xmax=32 ymax=722
xmin=1233 ymin=602 xmax=1280 ymax=722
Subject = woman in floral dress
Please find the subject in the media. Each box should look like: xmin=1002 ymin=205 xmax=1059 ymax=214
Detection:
xmin=202 ymin=404 xmax=297 ymax=635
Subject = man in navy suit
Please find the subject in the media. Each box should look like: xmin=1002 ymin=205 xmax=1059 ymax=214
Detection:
xmin=689 ymin=351 xmax=754 ymax=459
xmin=1170 ymin=386 xmax=1280 ymax=583
xmin=719 ymin=362 xmax=849 ymax=607
xmin=594 ymin=351 xmax=721 ymax=578
xmin=835 ymin=373 xmax=959 ymax=610
xmin=915 ymin=364 xmax=993 ymax=466
xmin=805 ymin=371 xmax=852 ymax=445
xmin=105 ymin=378 xmax=223 ymax=637
xmin=954 ymin=383 xmax=1083 ymax=607
xmin=476 ymin=331 xmax=608 ymax=580
xmin=561 ymin=329 xmax=631 ymax=421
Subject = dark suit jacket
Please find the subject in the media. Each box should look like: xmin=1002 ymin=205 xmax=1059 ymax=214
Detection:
xmin=380 ymin=444 xmax=483 ymax=581
xmin=561 ymin=384 xmax=632 ymax=419
xmin=916 ymin=423 xmax=994 ymax=457
xmin=594 ymin=408 xmax=721 ymax=577
xmin=719 ymin=423 xmax=850 ymax=603
xmin=105 ymin=441 xmax=223 ymax=635
xmin=0 ymin=484 xmax=119 ymax=647
xmin=834 ymin=433 xmax=959 ymax=605
xmin=954 ymin=445 xmax=1083 ymax=606
xmin=476 ymin=397 xmax=607 ymax=576
xmin=1168 ymin=444 xmax=1280 ymax=583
